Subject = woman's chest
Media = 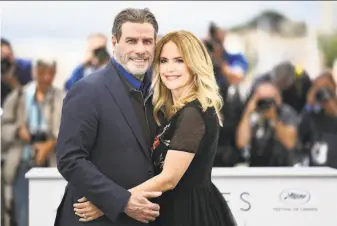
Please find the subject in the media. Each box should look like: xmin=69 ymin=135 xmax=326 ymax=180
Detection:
xmin=151 ymin=121 xmax=176 ymax=171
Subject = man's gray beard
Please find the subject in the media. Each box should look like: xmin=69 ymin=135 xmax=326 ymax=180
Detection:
xmin=133 ymin=73 xmax=145 ymax=81
xmin=114 ymin=52 xmax=146 ymax=81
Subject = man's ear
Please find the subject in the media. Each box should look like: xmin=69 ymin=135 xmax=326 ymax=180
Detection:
xmin=112 ymin=35 xmax=117 ymax=48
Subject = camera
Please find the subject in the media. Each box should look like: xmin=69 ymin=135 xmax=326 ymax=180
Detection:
xmin=256 ymin=98 xmax=276 ymax=112
xmin=30 ymin=131 xmax=48 ymax=144
xmin=1 ymin=57 xmax=12 ymax=75
xmin=28 ymin=131 xmax=48 ymax=167
xmin=315 ymin=87 xmax=333 ymax=103
xmin=93 ymin=47 xmax=110 ymax=65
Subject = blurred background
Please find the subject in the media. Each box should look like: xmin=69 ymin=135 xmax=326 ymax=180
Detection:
xmin=1 ymin=1 xmax=337 ymax=226
xmin=1 ymin=1 xmax=337 ymax=88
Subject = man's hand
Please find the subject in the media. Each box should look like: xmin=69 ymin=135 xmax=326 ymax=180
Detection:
xmin=325 ymin=99 xmax=337 ymax=116
xmin=33 ymin=140 xmax=56 ymax=166
xmin=246 ymin=94 xmax=259 ymax=115
xmin=124 ymin=191 xmax=161 ymax=224
xmin=17 ymin=125 xmax=31 ymax=143
xmin=2 ymin=66 xmax=20 ymax=89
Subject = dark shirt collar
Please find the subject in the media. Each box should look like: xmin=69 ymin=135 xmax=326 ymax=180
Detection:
xmin=111 ymin=57 xmax=142 ymax=90
xmin=111 ymin=57 xmax=153 ymax=97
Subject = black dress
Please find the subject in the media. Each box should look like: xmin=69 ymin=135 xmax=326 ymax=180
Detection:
xmin=152 ymin=100 xmax=237 ymax=226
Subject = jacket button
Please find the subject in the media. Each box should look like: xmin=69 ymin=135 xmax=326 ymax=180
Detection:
xmin=148 ymin=170 xmax=153 ymax=175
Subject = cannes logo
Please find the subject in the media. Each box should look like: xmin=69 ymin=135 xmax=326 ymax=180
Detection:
xmin=279 ymin=189 xmax=311 ymax=205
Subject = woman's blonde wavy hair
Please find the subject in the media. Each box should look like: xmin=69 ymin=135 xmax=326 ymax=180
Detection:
xmin=151 ymin=30 xmax=223 ymax=126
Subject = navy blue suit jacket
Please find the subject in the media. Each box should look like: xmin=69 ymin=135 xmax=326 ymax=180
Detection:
xmin=54 ymin=61 xmax=155 ymax=226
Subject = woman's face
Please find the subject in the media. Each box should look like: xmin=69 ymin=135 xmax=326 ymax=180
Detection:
xmin=159 ymin=41 xmax=192 ymax=93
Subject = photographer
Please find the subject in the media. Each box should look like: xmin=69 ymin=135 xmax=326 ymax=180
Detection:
xmin=204 ymin=40 xmax=229 ymax=98
xmin=1 ymin=38 xmax=33 ymax=106
xmin=298 ymin=72 xmax=337 ymax=168
xmin=204 ymin=29 xmax=248 ymax=166
xmin=1 ymin=57 xmax=64 ymax=226
xmin=236 ymin=82 xmax=298 ymax=166
xmin=64 ymin=33 xmax=110 ymax=91
xmin=204 ymin=39 xmax=243 ymax=166
xmin=252 ymin=61 xmax=312 ymax=113
xmin=208 ymin=22 xmax=249 ymax=85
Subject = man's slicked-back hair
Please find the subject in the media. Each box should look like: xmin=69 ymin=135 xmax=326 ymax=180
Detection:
xmin=112 ymin=8 xmax=158 ymax=42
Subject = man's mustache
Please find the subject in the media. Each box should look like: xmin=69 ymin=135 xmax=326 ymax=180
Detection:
xmin=128 ymin=54 xmax=151 ymax=60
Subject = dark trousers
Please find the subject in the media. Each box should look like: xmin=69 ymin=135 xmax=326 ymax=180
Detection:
xmin=13 ymin=161 xmax=31 ymax=226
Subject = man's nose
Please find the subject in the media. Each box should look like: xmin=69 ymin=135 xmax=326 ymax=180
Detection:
xmin=134 ymin=42 xmax=146 ymax=53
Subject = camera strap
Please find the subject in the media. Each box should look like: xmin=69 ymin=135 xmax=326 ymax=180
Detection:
xmin=30 ymin=89 xmax=55 ymax=133
xmin=35 ymin=100 xmax=43 ymax=130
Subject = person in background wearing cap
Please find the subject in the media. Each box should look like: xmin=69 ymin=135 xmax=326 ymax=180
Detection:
xmin=1 ymin=57 xmax=65 ymax=226
xmin=64 ymin=33 xmax=109 ymax=91
xmin=251 ymin=61 xmax=312 ymax=113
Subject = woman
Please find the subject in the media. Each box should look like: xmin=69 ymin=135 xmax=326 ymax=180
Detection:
xmin=73 ymin=30 xmax=237 ymax=226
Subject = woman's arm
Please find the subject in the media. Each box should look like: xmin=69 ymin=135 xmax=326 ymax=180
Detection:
xmin=130 ymin=106 xmax=205 ymax=193
xmin=129 ymin=150 xmax=195 ymax=193
xmin=73 ymin=151 xmax=194 ymax=222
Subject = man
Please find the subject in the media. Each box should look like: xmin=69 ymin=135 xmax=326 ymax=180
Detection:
xmin=298 ymin=72 xmax=337 ymax=167
xmin=1 ymin=38 xmax=33 ymax=105
xmin=64 ymin=33 xmax=109 ymax=91
xmin=252 ymin=61 xmax=312 ymax=113
xmin=208 ymin=22 xmax=249 ymax=85
xmin=55 ymin=8 xmax=161 ymax=226
xmin=2 ymin=57 xmax=64 ymax=226
xmin=204 ymin=39 xmax=242 ymax=166
xmin=236 ymin=82 xmax=298 ymax=166
xmin=205 ymin=30 xmax=247 ymax=166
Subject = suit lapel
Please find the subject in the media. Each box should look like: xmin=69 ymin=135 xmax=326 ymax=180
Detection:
xmin=103 ymin=62 xmax=151 ymax=161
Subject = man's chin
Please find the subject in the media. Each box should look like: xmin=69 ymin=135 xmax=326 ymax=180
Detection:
xmin=127 ymin=66 xmax=149 ymax=76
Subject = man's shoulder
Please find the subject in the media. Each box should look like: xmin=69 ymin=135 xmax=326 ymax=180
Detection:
xmin=65 ymin=74 xmax=102 ymax=101
xmin=65 ymin=64 xmax=117 ymax=101
xmin=84 ymin=63 xmax=117 ymax=83
xmin=74 ymin=67 xmax=107 ymax=88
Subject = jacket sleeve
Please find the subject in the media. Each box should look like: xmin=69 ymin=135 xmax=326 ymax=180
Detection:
xmin=51 ymin=90 xmax=66 ymax=139
xmin=56 ymin=79 xmax=131 ymax=221
xmin=64 ymin=64 xmax=85 ymax=91
xmin=1 ymin=89 xmax=22 ymax=147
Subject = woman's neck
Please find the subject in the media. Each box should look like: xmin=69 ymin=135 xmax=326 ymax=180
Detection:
xmin=171 ymin=91 xmax=180 ymax=105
